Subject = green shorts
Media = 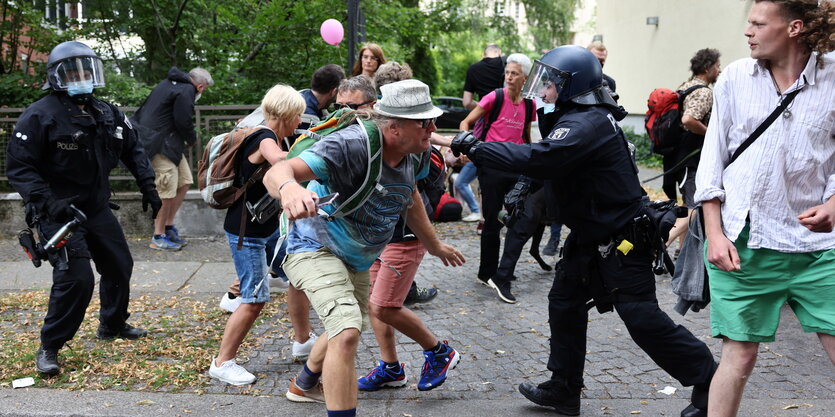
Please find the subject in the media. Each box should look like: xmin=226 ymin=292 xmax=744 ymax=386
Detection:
xmin=706 ymin=223 xmax=835 ymax=342
xmin=283 ymin=249 xmax=370 ymax=339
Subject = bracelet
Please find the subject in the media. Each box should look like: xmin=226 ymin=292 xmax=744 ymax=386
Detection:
xmin=277 ymin=179 xmax=297 ymax=193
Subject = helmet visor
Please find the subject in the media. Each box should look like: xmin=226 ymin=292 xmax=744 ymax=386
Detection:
xmin=521 ymin=60 xmax=570 ymax=104
xmin=52 ymin=57 xmax=106 ymax=90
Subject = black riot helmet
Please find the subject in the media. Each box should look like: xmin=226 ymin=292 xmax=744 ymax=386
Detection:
xmin=521 ymin=45 xmax=617 ymax=108
xmin=44 ymin=41 xmax=106 ymax=92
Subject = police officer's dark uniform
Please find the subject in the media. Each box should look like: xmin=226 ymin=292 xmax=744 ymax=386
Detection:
xmin=5 ymin=41 xmax=162 ymax=375
xmin=451 ymin=46 xmax=715 ymax=417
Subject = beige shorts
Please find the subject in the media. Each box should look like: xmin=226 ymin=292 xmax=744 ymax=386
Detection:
xmin=152 ymin=154 xmax=193 ymax=199
xmin=283 ymin=249 xmax=370 ymax=339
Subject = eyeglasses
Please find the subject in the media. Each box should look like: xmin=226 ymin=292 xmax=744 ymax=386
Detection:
xmin=334 ymin=100 xmax=375 ymax=110
xmin=417 ymin=117 xmax=437 ymax=129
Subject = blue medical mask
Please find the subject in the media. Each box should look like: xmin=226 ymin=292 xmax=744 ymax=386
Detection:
xmin=66 ymin=80 xmax=94 ymax=96
xmin=542 ymin=103 xmax=556 ymax=114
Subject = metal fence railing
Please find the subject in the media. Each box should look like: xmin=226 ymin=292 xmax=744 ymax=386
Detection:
xmin=0 ymin=104 xmax=259 ymax=185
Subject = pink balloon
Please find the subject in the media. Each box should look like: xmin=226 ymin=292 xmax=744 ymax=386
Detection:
xmin=320 ymin=19 xmax=344 ymax=45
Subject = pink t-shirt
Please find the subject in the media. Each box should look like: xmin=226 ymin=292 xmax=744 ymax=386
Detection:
xmin=478 ymin=88 xmax=535 ymax=144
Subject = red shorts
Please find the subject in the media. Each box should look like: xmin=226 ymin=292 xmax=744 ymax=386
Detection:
xmin=369 ymin=240 xmax=427 ymax=307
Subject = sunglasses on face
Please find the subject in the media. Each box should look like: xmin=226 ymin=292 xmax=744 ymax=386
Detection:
xmin=334 ymin=100 xmax=374 ymax=110
xmin=417 ymin=117 xmax=437 ymax=129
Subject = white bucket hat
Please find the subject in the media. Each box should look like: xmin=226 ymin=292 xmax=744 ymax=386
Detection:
xmin=374 ymin=79 xmax=443 ymax=120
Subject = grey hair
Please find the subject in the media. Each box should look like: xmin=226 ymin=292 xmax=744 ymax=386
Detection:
xmin=369 ymin=111 xmax=403 ymax=129
xmin=338 ymin=75 xmax=377 ymax=103
xmin=189 ymin=67 xmax=214 ymax=86
xmin=506 ymin=53 xmax=532 ymax=76
xmin=374 ymin=61 xmax=413 ymax=91
xmin=484 ymin=43 xmax=501 ymax=56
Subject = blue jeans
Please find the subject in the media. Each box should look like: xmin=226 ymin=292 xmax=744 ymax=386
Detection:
xmin=226 ymin=229 xmax=280 ymax=303
xmin=454 ymin=162 xmax=480 ymax=213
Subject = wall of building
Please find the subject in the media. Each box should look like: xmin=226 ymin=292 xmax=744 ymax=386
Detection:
xmin=595 ymin=0 xmax=754 ymax=119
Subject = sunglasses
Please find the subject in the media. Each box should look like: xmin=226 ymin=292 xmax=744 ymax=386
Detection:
xmin=417 ymin=117 xmax=437 ymax=129
xmin=334 ymin=100 xmax=374 ymax=110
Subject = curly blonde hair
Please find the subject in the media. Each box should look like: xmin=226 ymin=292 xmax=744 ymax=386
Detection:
xmin=756 ymin=0 xmax=835 ymax=65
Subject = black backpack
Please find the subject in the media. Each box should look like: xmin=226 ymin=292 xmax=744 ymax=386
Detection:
xmin=472 ymin=88 xmax=535 ymax=143
xmin=644 ymin=84 xmax=708 ymax=156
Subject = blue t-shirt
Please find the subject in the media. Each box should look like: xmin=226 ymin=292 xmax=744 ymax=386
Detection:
xmin=286 ymin=124 xmax=430 ymax=271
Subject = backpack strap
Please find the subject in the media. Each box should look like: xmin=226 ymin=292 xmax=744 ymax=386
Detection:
xmin=522 ymin=98 xmax=534 ymax=144
xmin=323 ymin=118 xmax=383 ymax=220
xmin=480 ymin=88 xmax=504 ymax=140
xmin=679 ymin=84 xmax=708 ymax=100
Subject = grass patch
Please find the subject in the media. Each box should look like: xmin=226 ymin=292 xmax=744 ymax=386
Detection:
xmin=0 ymin=290 xmax=286 ymax=392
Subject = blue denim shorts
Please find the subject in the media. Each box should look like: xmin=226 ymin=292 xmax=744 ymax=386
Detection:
xmin=226 ymin=229 xmax=280 ymax=303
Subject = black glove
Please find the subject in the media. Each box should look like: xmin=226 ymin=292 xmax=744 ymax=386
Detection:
xmin=500 ymin=176 xmax=532 ymax=228
xmin=140 ymin=184 xmax=162 ymax=220
xmin=45 ymin=195 xmax=78 ymax=223
xmin=450 ymin=131 xmax=480 ymax=157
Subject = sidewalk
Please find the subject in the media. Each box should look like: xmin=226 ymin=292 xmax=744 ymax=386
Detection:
xmin=0 ymin=167 xmax=832 ymax=416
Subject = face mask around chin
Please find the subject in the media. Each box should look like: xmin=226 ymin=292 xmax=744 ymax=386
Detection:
xmin=67 ymin=81 xmax=94 ymax=96
xmin=542 ymin=103 xmax=556 ymax=114
xmin=194 ymin=93 xmax=202 ymax=103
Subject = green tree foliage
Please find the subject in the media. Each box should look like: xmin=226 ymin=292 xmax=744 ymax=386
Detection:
xmin=520 ymin=0 xmax=580 ymax=52
xmin=1 ymin=0 xmax=579 ymax=106
xmin=0 ymin=1 xmax=75 ymax=107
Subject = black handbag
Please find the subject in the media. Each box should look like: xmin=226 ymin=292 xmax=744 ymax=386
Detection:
xmin=671 ymin=87 xmax=801 ymax=315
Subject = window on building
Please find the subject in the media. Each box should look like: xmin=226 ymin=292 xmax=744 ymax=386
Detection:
xmin=494 ymin=0 xmax=505 ymax=17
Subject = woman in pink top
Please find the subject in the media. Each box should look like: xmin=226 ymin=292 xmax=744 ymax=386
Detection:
xmin=458 ymin=53 xmax=537 ymax=290
xmin=459 ymin=53 xmax=534 ymax=144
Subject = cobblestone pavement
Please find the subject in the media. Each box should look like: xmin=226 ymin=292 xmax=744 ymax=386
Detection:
xmin=1 ymin=220 xmax=833 ymax=415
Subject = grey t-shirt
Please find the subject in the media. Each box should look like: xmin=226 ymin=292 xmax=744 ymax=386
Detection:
xmin=287 ymin=124 xmax=430 ymax=271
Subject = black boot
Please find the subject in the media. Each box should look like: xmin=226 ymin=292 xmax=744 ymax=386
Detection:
xmin=36 ymin=346 xmax=60 ymax=376
xmin=682 ymin=360 xmax=716 ymax=417
xmin=518 ymin=379 xmax=581 ymax=416
xmin=96 ymin=323 xmax=148 ymax=340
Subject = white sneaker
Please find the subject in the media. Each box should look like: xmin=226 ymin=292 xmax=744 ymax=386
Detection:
xmin=219 ymin=293 xmax=242 ymax=313
xmin=462 ymin=212 xmax=482 ymax=222
xmin=269 ymin=276 xmax=289 ymax=293
xmin=292 ymin=332 xmax=318 ymax=361
xmin=208 ymin=357 xmax=256 ymax=385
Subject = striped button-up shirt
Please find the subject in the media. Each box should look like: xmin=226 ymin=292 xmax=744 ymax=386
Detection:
xmin=695 ymin=53 xmax=835 ymax=252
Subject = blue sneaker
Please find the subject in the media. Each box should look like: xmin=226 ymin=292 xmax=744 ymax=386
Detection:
xmin=357 ymin=360 xmax=408 ymax=391
xmin=418 ymin=341 xmax=460 ymax=391
xmin=150 ymin=235 xmax=182 ymax=251
xmin=166 ymin=226 xmax=187 ymax=247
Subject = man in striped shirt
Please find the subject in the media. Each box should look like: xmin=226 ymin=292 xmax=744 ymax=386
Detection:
xmin=694 ymin=1 xmax=835 ymax=415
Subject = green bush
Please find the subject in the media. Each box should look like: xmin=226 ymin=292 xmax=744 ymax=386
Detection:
xmin=623 ymin=126 xmax=662 ymax=169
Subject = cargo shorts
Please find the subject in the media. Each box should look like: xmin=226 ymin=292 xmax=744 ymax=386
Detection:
xmin=283 ymin=248 xmax=370 ymax=339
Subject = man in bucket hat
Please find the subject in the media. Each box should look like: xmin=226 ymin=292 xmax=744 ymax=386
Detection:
xmin=264 ymin=79 xmax=465 ymax=416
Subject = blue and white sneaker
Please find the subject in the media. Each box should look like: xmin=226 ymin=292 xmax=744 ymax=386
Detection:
xmin=357 ymin=360 xmax=408 ymax=391
xmin=166 ymin=226 xmax=187 ymax=247
xmin=418 ymin=341 xmax=460 ymax=391
xmin=150 ymin=235 xmax=182 ymax=251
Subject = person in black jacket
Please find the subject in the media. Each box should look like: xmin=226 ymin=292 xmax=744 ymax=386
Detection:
xmin=6 ymin=41 xmax=162 ymax=376
xmin=448 ymin=46 xmax=716 ymax=417
xmin=131 ymin=67 xmax=213 ymax=250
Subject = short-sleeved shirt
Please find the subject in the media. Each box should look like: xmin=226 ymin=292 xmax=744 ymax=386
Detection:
xmin=286 ymin=124 xmax=430 ymax=271
xmin=223 ymin=128 xmax=280 ymax=238
xmin=463 ymin=57 xmax=505 ymax=99
xmin=677 ymin=77 xmax=712 ymax=126
xmin=478 ymin=88 xmax=536 ymax=144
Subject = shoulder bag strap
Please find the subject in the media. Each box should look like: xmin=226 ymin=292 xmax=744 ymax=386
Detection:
xmin=729 ymin=88 xmax=801 ymax=165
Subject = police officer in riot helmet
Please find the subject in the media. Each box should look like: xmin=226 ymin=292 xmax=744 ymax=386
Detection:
xmin=449 ymin=45 xmax=716 ymax=417
xmin=6 ymin=41 xmax=161 ymax=375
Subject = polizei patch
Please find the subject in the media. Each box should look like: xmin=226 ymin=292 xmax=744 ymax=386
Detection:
xmin=548 ymin=128 xmax=571 ymax=141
